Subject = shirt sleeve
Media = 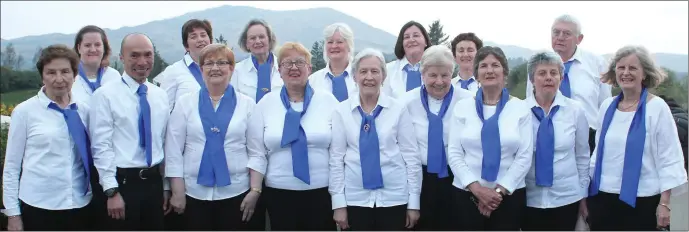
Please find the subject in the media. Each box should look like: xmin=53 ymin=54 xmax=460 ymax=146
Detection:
xmin=164 ymin=96 xmax=187 ymax=178
xmin=2 ymin=106 xmax=28 ymax=216
xmin=89 ymin=90 xmax=119 ymax=191
xmin=497 ymin=106 xmax=534 ymax=193
xmin=328 ymin=109 xmax=348 ymax=209
xmin=156 ymin=69 xmax=178 ymax=110
xmin=397 ymin=106 xmax=421 ymax=210
xmin=246 ymin=100 xmax=268 ymax=175
xmin=447 ymin=108 xmax=479 ymax=189
xmin=652 ymin=101 xmax=689 ymax=196
xmin=573 ymin=104 xmax=591 ymax=197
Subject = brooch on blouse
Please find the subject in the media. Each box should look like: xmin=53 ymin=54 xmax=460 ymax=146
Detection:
xmin=261 ymin=88 xmax=270 ymax=92
xmin=363 ymin=124 xmax=370 ymax=132
xmin=211 ymin=127 xmax=220 ymax=133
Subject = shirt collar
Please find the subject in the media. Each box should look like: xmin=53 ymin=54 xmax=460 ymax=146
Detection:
xmin=184 ymin=53 xmax=196 ymax=67
xmin=244 ymin=53 xmax=279 ymax=73
xmin=349 ymin=91 xmax=391 ymax=112
xmin=453 ymin=75 xmax=476 ymax=84
xmin=36 ymin=86 xmax=78 ymax=109
xmin=121 ymin=72 xmax=145 ymax=94
xmin=526 ymin=90 xmax=569 ymax=111
xmin=399 ymin=57 xmax=420 ymax=71
xmin=325 ymin=61 xmax=353 ymax=78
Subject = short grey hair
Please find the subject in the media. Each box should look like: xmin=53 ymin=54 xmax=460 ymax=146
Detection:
xmin=323 ymin=23 xmax=355 ymax=63
xmin=601 ymin=45 xmax=666 ymax=89
xmin=527 ymin=51 xmax=564 ymax=82
xmin=352 ymin=48 xmax=387 ymax=79
xmin=238 ymin=19 xmax=277 ymax=53
xmin=420 ymin=45 xmax=455 ymax=73
xmin=552 ymin=14 xmax=582 ymax=36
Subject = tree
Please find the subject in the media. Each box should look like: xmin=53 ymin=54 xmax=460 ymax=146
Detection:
xmin=428 ymin=20 xmax=449 ymax=46
xmin=2 ymin=43 xmax=17 ymax=69
xmin=31 ymin=46 xmax=43 ymax=70
xmin=148 ymin=45 xmax=169 ymax=82
xmin=215 ymin=34 xmax=228 ymax=46
xmin=14 ymin=55 xmax=24 ymax=71
xmin=310 ymin=40 xmax=326 ymax=71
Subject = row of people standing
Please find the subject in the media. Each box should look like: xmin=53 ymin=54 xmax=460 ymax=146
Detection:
xmin=3 ymin=13 xmax=687 ymax=232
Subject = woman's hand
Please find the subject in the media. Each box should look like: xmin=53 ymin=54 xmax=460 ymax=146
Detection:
xmin=478 ymin=202 xmax=494 ymax=218
xmin=169 ymin=192 xmax=186 ymax=214
xmin=579 ymin=199 xmax=589 ymax=220
xmin=240 ymin=191 xmax=261 ymax=222
xmin=333 ymin=208 xmax=349 ymax=230
xmin=405 ymin=209 xmax=420 ymax=229
xmin=468 ymin=182 xmax=502 ymax=210
xmin=7 ymin=216 xmax=23 ymax=231
xmin=656 ymin=204 xmax=671 ymax=229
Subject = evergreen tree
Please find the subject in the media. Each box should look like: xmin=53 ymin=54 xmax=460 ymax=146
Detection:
xmin=428 ymin=20 xmax=449 ymax=46
xmin=310 ymin=40 xmax=326 ymax=71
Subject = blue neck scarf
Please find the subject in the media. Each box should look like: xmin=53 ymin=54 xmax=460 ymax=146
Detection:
xmin=458 ymin=78 xmax=475 ymax=90
xmin=404 ymin=64 xmax=422 ymax=91
xmin=280 ymin=83 xmax=314 ymax=184
xmin=123 ymin=78 xmax=153 ymax=167
xmin=252 ymin=53 xmax=274 ymax=103
xmin=78 ymin=63 xmax=104 ymax=92
xmin=197 ymin=85 xmax=237 ymax=187
xmin=327 ymin=71 xmax=349 ymax=102
xmin=531 ymin=103 xmax=561 ymax=187
xmin=475 ymin=88 xmax=510 ymax=182
xmin=185 ymin=56 xmax=207 ymax=89
xmin=590 ymin=88 xmax=648 ymax=207
xmin=421 ymin=85 xmax=454 ymax=178
xmin=559 ymin=60 xmax=575 ymax=98
xmin=48 ymin=102 xmax=92 ymax=195
xmin=358 ymin=104 xmax=385 ymax=189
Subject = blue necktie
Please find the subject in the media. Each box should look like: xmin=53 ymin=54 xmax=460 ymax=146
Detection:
xmin=358 ymin=105 xmax=385 ymax=189
xmin=590 ymin=88 xmax=648 ymax=207
xmin=559 ymin=61 xmax=575 ymax=98
xmin=252 ymin=54 xmax=273 ymax=103
xmin=421 ymin=85 xmax=454 ymax=178
xmin=197 ymin=85 xmax=236 ymax=187
xmin=531 ymin=105 xmax=561 ymax=187
xmin=48 ymin=102 xmax=92 ymax=195
xmin=137 ymin=84 xmax=153 ymax=167
xmin=280 ymin=84 xmax=314 ymax=184
xmin=404 ymin=64 xmax=422 ymax=91
xmin=458 ymin=78 xmax=475 ymax=90
xmin=78 ymin=63 xmax=104 ymax=92
xmin=327 ymin=71 xmax=349 ymax=102
xmin=475 ymin=88 xmax=510 ymax=182
xmin=187 ymin=60 xmax=207 ymax=89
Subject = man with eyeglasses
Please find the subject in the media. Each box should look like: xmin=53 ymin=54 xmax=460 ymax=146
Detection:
xmin=525 ymin=14 xmax=612 ymax=155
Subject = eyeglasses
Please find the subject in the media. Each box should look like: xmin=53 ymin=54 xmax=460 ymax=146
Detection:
xmin=280 ymin=60 xmax=308 ymax=68
xmin=552 ymin=29 xmax=574 ymax=39
xmin=202 ymin=60 xmax=232 ymax=68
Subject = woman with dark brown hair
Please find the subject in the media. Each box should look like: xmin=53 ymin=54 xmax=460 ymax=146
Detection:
xmin=71 ymin=25 xmax=121 ymax=103
xmin=383 ymin=21 xmax=431 ymax=99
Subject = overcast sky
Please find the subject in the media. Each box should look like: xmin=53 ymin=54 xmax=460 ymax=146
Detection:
xmin=1 ymin=1 xmax=687 ymax=55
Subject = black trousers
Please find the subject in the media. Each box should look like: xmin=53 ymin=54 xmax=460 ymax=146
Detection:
xmin=184 ymin=190 xmax=264 ymax=230
xmin=21 ymin=201 xmax=89 ymax=231
xmin=415 ymin=165 xmax=455 ymax=231
xmin=451 ymin=187 xmax=526 ymax=231
xmin=106 ymin=166 xmax=165 ymax=231
xmin=587 ymin=191 xmax=661 ymax=231
xmin=86 ymin=164 xmax=109 ymax=230
xmin=589 ymin=128 xmax=597 ymax=155
xmin=347 ymin=204 xmax=408 ymax=231
xmin=264 ymin=186 xmax=335 ymax=231
xmin=522 ymin=201 xmax=580 ymax=231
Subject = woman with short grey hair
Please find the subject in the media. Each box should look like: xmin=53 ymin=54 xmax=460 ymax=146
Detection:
xmin=330 ymin=48 xmax=421 ymax=231
xmin=403 ymin=45 xmax=474 ymax=230
xmin=587 ymin=45 xmax=688 ymax=231
xmin=521 ymin=51 xmax=590 ymax=231
xmin=231 ymin=19 xmax=283 ymax=103
xmin=308 ymin=23 xmax=356 ymax=102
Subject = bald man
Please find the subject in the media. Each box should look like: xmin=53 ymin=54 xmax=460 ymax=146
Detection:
xmin=89 ymin=33 xmax=171 ymax=230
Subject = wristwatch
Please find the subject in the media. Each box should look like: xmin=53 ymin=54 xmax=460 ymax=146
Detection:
xmin=105 ymin=187 xmax=119 ymax=198
xmin=495 ymin=188 xmax=505 ymax=196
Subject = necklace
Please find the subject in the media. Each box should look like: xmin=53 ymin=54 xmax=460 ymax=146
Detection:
xmin=619 ymin=100 xmax=639 ymax=111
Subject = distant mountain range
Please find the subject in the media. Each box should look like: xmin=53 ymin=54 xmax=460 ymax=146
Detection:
xmin=1 ymin=5 xmax=687 ymax=76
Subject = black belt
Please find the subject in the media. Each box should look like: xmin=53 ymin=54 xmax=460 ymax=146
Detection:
xmin=116 ymin=163 xmax=161 ymax=181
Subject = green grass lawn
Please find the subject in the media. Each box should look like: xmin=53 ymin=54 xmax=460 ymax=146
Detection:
xmin=1 ymin=89 xmax=38 ymax=106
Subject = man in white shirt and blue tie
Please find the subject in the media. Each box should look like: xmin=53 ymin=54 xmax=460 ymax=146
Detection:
xmin=89 ymin=33 xmax=171 ymax=230
xmin=525 ymin=14 xmax=612 ymax=154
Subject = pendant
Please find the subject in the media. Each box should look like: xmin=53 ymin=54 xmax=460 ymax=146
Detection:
xmin=363 ymin=123 xmax=370 ymax=132
xmin=211 ymin=127 xmax=220 ymax=133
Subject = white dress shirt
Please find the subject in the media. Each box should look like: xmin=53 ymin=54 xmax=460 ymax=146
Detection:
xmin=451 ymin=75 xmax=480 ymax=94
xmin=402 ymin=86 xmax=475 ymax=166
xmin=71 ymin=66 xmax=121 ymax=103
xmin=2 ymin=88 xmax=91 ymax=216
xmin=308 ymin=62 xmax=357 ymax=97
xmin=525 ymin=92 xmax=590 ymax=209
xmin=447 ymin=95 xmax=533 ymax=193
xmin=525 ymin=47 xmax=612 ymax=130
xmin=383 ymin=57 xmax=421 ymax=99
xmin=230 ymin=55 xmax=283 ymax=103
xmin=89 ymin=73 xmax=170 ymax=191
xmin=591 ymin=96 xmax=688 ymax=197
xmin=246 ymin=88 xmax=339 ymax=190
xmin=165 ymin=89 xmax=256 ymax=201
xmin=329 ymin=93 xmax=422 ymax=210
xmin=153 ymin=54 xmax=203 ymax=108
